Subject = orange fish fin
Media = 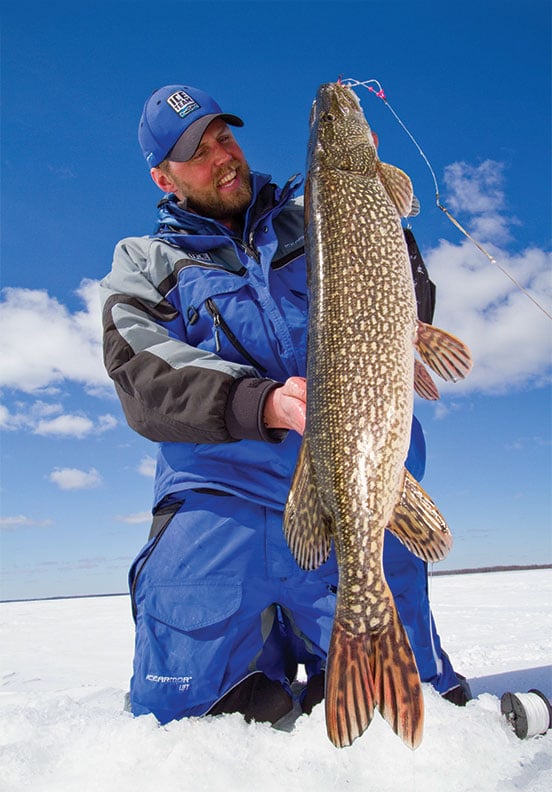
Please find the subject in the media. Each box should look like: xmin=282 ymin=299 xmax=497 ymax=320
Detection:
xmin=283 ymin=434 xmax=333 ymax=570
xmin=414 ymin=359 xmax=440 ymax=400
xmin=416 ymin=320 xmax=473 ymax=382
xmin=371 ymin=596 xmax=424 ymax=750
xmin=388 ymin=469 xmax=453 ymax=562
xmin=376 ymin=161 xmax=414 ymax=218
xmin=325 ymin=621 xmax=375 ymax=748
xmin=325 ymin=595 xmax=424 ymax=749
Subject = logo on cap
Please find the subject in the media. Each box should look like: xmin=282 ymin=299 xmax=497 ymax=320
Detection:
xmin=166 ymin=90 xmax=199 ymax=119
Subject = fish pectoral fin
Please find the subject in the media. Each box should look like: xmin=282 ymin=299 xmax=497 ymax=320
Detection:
xmin=283 ymin=434 xmax=333 ymax=570
xmin=414 ymin=359 xmax=440 ymax=400
xmin=376 ymin=161 xmax=414 ymax=218
xmin=325 ymin=591 xmax=424 ymax=749
xmin=416 ymin=320 xmax=473 ymax=382
xmin=388 ymin=469 xmax=453 ymax=562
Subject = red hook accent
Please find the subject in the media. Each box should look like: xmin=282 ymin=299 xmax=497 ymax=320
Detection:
xmin=368 ymin=86 xmax=387 ymax=100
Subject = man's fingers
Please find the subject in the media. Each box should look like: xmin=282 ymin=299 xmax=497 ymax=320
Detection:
xmin=263 ymin=377 xmax=306 ymax=435
xmin=283 ymin=376 xmax=306 ymax=401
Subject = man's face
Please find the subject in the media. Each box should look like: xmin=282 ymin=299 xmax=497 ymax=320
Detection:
xmin=158 ymin=118 xmax=252 ymax=229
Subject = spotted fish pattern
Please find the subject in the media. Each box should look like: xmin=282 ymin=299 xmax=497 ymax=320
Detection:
xmin=283 ymin=82 xmax=472 ymax=749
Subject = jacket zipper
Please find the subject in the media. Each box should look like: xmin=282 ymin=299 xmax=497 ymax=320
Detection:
xmin=205 ymin=298 xmax=267 ymax=375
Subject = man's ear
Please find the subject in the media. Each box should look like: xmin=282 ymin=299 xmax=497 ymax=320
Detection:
xmin=150 ymin=166 xmax=176 ymax=194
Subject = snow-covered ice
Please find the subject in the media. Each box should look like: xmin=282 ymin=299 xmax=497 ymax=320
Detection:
xmin=1 ymin=569 xmax=551 ymax=791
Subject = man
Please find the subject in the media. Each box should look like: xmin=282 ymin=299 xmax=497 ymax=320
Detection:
xmin=100 ymin=84 xmax=469 ymax=728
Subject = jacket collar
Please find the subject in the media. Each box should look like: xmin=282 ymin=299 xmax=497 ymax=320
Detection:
xmin=154 ymin=171 xmax=302 ymax=244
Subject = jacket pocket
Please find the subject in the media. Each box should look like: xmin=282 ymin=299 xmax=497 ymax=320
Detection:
xmin=205 ymin=297 xmax=267 ymax=374
xmin=131 ymin=579 xmax=243 ymax=720
xmin=129 ymin=497 xmax=185 ymax=620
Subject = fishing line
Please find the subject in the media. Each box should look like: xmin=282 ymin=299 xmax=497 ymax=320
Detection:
xmin=342 ymin=78 xmax=552 ymax=322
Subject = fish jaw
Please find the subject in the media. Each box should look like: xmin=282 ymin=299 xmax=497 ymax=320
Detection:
xmin=309 ymin=82 xmax=379 ymax=177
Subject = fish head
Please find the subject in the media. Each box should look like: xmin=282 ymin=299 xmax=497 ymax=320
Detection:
xmin=308 ymin=82 xmax=377 ymax=176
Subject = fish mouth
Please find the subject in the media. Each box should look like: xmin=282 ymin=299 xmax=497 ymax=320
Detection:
xmin=310 ymin=82 xmax=366 ymax=131
xmin=320 ymin=82 xmax=362 ymax=115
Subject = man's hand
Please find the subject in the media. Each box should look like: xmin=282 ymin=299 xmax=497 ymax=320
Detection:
xmin=263 ymin=377 xmax=306 ymax=435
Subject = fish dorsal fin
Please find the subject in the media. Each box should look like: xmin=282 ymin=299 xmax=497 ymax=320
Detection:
xmin=416 ymin=321 xmax=473 ymax=382
xmin=283 ymin=434 xmax=333 ymax=570
xmin=376 ymin=161 xmax=414 ymax=218
xmin=387 ymin=469 xmax=453 ymax=562
xmin=414 ymin=359 xmax=440 ymax=400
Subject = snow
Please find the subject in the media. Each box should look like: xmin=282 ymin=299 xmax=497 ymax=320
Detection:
xmin=1 ymin=569 xmax=551 ymax=792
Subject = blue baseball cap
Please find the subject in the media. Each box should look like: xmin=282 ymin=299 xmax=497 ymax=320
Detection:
xmin=138 ymin=84 xmax=244 ymax=168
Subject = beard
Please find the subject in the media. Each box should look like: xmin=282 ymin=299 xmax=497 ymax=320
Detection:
xmin=179 ymin=161 xmax=253 ymax=226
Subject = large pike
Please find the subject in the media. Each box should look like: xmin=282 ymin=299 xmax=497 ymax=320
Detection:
xmin=283 ymin=82 xmax=472 ymax=749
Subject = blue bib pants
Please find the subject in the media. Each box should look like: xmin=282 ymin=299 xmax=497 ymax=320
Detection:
xmin=129 ymin=419 xmax=459 ymax=724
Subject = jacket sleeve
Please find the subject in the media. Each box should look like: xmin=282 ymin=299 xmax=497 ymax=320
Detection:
xmin=100 ymin=237 xmax=283 ymax=444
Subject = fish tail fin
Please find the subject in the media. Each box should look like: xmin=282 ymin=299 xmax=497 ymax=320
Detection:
xmin=325 ymin=596 xmax=424 ymax=749
xmin=372 ymin=596 xmax=424 ymax=750
xmin=325 ymin=621 xmax=375 ymax=748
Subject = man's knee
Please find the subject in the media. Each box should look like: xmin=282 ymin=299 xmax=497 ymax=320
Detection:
xmin=208 ymin=672 xmax=293 ymax=725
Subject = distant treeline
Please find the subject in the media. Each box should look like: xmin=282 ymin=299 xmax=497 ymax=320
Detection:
xmin=431 ymin=563 xmax=552 ymax=576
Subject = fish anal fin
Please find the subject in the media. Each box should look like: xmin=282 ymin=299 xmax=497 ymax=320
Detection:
xmin=325 ymin=593 xmax=424 ymax=750
xmin=416 ymin=321 xmax=473 ymax=383
xmin=414 ymin=359 xmax=440 ymax=400
xmin=283 ymin=434 xmax=333 ymax=570
xmin=388 ymin=469 xmax=453 ymax=562
xmin=376 ymin=161 xmax=414 ymax=218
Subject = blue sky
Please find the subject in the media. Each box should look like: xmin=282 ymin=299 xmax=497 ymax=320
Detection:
xmin=1 ymin=0 xmax=550 ymax=600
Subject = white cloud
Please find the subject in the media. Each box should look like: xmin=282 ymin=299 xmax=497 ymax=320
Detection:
xmin=48 ymin=467 xmax=102 ymax=490
xmin=34 ymin=414 xmax=95 ymax=438
xmin=137 ymin=455 xmax=156 ymax=478
xmin=47 ymin=163 xmax=76 ymax=180
xmin=422 ymin=160 xmax=552 ymax=395
xmin=0 ymin=400 xmax=118 ymax=438
xmin=97 ymin=414 xmax=118 ymax=433
xmin=0 ymin=515 xmax=53 ymax=529
xmin=443 ymin=160 xmax=506 ymax=216
xmin=0 ymin=278 xmax=110 ymax=393
xmin=0 ymin=404 xmax=11 ymax=429
xmin=116 ymin=512 xmax=152 ymax=525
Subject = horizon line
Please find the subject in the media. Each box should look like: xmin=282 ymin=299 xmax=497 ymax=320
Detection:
xmin=1 ymin=563 xmax=550 ymax=605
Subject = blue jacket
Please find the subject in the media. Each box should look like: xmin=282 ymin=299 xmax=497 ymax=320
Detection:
xmin=100 ymin=171 xmax=425 ymax=510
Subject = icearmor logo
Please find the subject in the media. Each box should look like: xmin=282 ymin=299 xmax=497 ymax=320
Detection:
xmin=166 ymin=90 xmax=199 ymax=119
xmin=146 ymin=673 xmax=192 ymax=692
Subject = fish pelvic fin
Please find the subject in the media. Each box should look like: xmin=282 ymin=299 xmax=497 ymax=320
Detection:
xmin=325 ymin=593 xmax=424 ymax=749
xmin=414 ymin=359 xmax=440 ymax=400
xmin=416 ymin=321 xmax=473 ymax=383
xmin=376 ymin=161 xmax=414 ymax=218
xmin=283 ymin=434 xmax=333 ymax=570
xmin=388 ymin=469 xmax=453 ymax=562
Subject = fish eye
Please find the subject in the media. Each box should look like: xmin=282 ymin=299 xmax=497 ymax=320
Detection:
xmin=321 ymin=112 xmax=336 ymax=123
